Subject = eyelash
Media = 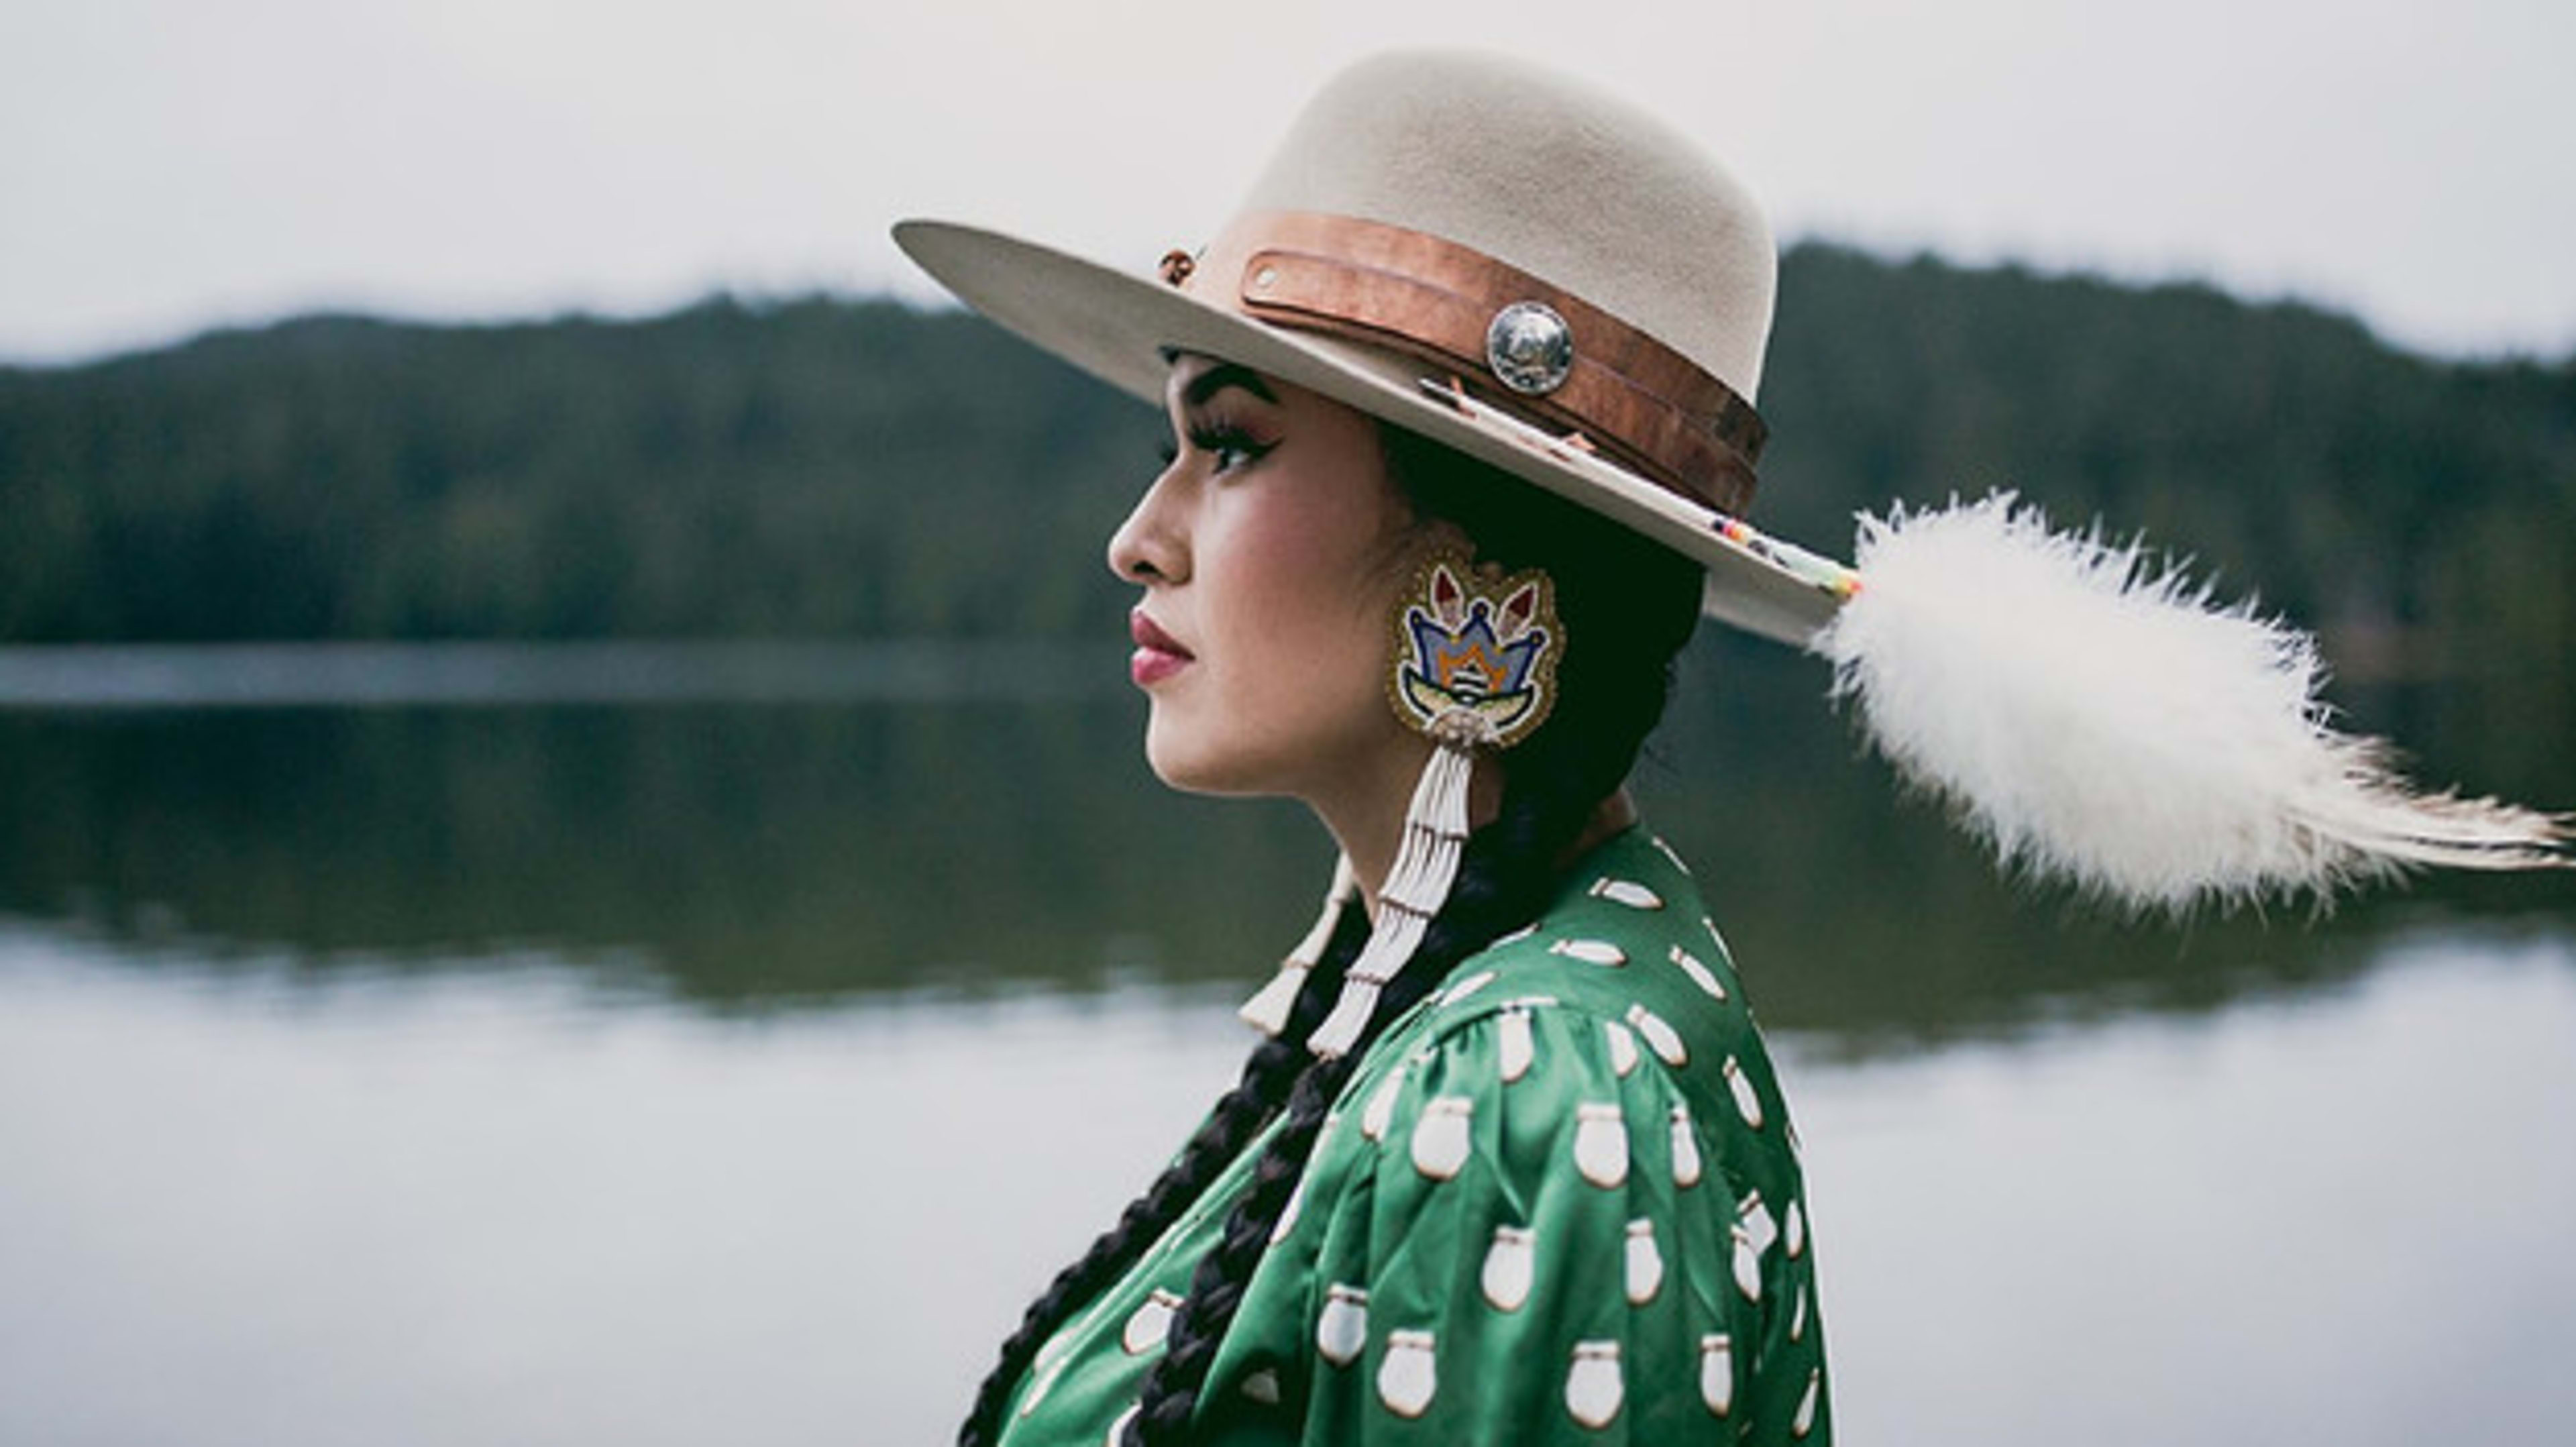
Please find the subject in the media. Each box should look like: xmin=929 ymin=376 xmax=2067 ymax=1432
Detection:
xmin=1159 ymin=423 xmax=1276 ymax=476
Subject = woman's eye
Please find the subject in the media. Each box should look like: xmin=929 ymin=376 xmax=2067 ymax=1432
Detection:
xmin=1188 ymin=426 xmax=1274 ymax=476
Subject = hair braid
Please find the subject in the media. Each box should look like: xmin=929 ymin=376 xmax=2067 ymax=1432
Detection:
xmin=1122 ymin=425 xmax=1704 ymax=1444
xmin=955 ymin=904 xmax=1367 ymax=1447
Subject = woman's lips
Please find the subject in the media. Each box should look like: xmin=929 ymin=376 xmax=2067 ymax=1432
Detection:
xmin=1129 ymin=610 xmax=1194 ymax=687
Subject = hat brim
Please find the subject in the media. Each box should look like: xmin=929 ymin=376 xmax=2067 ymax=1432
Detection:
xmin=893 ymin=219 xmax=1845 ymax=647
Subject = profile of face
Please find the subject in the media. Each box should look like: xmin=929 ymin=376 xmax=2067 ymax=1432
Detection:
xmin=1107 ymin=357 xmax=1435 ymax=808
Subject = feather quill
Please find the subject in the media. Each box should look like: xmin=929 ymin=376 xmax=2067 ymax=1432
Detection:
xmin=1813 ymin=492 xmax=2569 ymax=912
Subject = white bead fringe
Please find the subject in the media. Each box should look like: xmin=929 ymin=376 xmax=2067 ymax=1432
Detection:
xmin=1240 ymin=854 xmax=1359 ymax=1036
xmin=1307 ymin=739 xmax=1477 ymax=1059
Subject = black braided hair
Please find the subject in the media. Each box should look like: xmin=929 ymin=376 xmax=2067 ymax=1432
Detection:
xmin=1123 ymin=424 xmax=1707 ymax=1444
xmin=953 ymin=905 xmax=1368 ymax=1447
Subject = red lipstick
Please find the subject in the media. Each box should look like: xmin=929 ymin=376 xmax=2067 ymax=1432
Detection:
xmin=1129 ymin=609 xmax=1194 ymax=687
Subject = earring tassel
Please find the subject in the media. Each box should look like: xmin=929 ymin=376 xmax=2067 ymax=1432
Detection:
xmin=1240 ymin=855 xmax=1359 ymax=1036
xmin=1815 ymin=492 xmax=2571 ymax=912
xmin=1308 ymin=738 xmax=1477 ymax=1059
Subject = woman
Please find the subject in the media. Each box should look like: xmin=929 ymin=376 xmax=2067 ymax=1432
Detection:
xmin=910 ymin=50 xmax=1825 ymax=1444
xmin=898 ymin=48 xmax=2563 ymax=1447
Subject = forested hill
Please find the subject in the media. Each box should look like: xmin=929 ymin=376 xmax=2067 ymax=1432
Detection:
xmin=4 ymin=244 xmax=2572 ymax=678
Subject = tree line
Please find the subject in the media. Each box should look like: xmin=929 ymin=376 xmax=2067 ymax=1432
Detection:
xmin=4 ymin=244 xmax=2571 ymax=684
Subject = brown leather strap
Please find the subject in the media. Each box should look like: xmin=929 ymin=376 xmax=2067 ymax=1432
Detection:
xmin=1205 ymin=212 xmax=1763 ymax=515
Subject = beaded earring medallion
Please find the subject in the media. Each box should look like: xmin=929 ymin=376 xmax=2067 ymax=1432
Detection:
xmin=1389 ymin=551 xmax=1563 ymax=749
xmin=1263 ymin=549 xmax=1567 ymax=1058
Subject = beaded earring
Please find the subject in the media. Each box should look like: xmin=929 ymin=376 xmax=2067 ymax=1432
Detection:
xmin=1239 ymin=548 xmax=1564 ymax=1058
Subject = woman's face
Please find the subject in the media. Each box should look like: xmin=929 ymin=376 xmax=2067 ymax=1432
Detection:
xmin=1107 ymin=357 xmax=1429 ymax=804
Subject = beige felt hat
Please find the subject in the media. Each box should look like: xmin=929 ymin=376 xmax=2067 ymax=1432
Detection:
xmin=894 ymin=47 xmax=2573 ymax=915
xmin=894 ymin=48 xmax=1855 ymax=647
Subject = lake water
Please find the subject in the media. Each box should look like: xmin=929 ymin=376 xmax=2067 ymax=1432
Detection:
xmin=2 ymin=641 xmax=2571 ymax=1445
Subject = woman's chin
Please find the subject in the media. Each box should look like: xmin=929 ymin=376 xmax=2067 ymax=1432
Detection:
xmin=1142 ymin=718 xmax=1269 ymax=798
xmin=1142 ymin=741 xmax=1234 ymax=796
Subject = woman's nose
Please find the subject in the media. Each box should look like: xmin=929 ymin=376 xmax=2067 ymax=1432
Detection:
xmin=1107 ymin=467 xmax=1189 ymax=584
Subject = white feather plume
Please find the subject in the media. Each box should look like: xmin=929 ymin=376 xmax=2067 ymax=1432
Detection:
xmin=1813 ymin=492 xmax=2569 ymax=912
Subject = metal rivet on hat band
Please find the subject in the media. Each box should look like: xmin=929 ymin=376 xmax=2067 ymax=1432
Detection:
xmin=1484 ymin=301 xmax=1574 ymax=395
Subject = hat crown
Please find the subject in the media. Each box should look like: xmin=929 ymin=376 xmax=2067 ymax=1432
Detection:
xmin=1234 ymin=50 xmax=1776 ymax=400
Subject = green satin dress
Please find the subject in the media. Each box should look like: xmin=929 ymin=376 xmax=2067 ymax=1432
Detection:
xmin=997 ymin=828 xmax=1829 ymax=1444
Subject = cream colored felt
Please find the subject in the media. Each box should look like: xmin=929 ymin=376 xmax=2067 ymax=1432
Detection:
xmin=894 ymin=48 xmax=2574 ymax=914
xmin=893 ymin=48 xmax=1839 ymax=647
xmin=1208 ymin=48 xmax=1774 ymax=401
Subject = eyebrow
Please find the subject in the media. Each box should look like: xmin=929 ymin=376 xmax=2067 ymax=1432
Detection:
xmin=1161 ymin=350 xmax=1279 ymax=409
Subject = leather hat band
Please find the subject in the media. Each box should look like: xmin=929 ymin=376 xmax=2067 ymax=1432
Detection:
xmin=1179 ymin=211 xmax=1765 ymax=517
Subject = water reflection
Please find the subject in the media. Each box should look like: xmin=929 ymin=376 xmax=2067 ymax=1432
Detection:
xmin=2 ymin=917 xmax=2569 ymax=1446
xmin=2 ymin=639 xmax=2567 ymax=1046
xmin=1792 ymin=928 xmax=2576 ymax=1447
xmin=3 ymin=637 xmax=2570 ymax=1442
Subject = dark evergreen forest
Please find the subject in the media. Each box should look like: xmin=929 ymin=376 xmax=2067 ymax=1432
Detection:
xmin=5 ymin=243 xmax=2571 ymax=690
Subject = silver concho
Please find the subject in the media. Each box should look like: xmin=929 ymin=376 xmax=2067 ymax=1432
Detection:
xmin=1484 ymin=300 xmax=1574 ymax=395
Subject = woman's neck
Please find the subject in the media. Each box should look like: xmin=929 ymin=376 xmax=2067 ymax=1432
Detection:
xmin=1316 ymin=750 xmax=1637 ymax=920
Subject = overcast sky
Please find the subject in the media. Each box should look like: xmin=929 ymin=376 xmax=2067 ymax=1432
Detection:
xmin=4 ymin=0 xmax=2570 ymax=364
